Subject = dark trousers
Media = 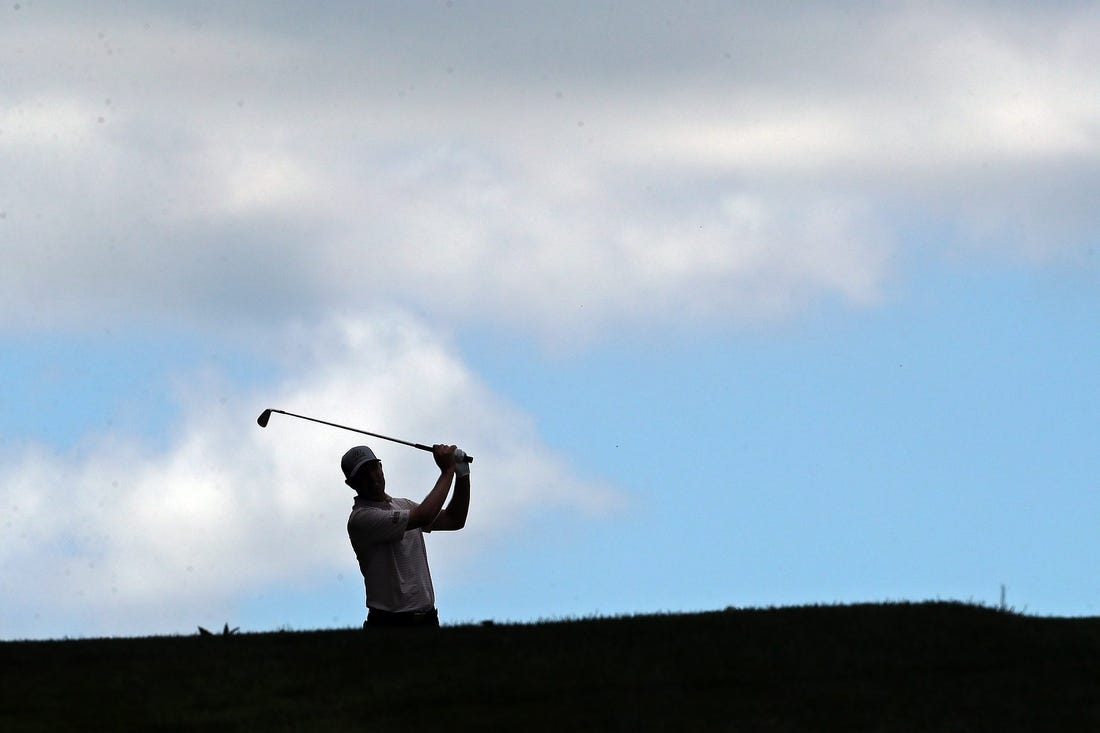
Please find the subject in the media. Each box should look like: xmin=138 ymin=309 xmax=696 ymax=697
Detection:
xmin=364 ymin=607 xmax=440 ymax=629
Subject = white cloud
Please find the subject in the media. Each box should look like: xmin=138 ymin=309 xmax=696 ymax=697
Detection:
xmin=3 ymin=3 xmax=1096 ymax=342
xmin=0 ymin=313 xmax=623 ymax=638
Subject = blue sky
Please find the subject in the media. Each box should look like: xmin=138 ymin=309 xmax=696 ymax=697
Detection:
xmin=2 ymin=1 xmax=1099 ymax=639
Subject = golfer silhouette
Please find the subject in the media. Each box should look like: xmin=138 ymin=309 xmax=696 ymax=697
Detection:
xmin=343 ymin=442 xmax=470 ymax=628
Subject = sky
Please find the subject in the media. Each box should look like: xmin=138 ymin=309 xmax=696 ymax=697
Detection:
xmin=1 ymin=1 xmax=1098 ymax=639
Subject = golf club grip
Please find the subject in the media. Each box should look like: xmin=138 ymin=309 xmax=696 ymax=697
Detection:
xmin=414 ymin=444 xmax=474 ymax=463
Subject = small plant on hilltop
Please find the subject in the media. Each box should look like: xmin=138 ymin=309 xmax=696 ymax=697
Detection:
xmin=197 ymin=623 xmax=240 ymax=637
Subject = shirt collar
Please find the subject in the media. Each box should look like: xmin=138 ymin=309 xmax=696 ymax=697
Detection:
xmin=354 ymin=494 xmax=392 ymax=507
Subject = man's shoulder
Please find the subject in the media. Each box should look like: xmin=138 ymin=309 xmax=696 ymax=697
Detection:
xmin=348 ymin=498 xmax=412 ymax=539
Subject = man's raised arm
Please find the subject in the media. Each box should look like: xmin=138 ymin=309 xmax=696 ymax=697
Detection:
xmin=428 ymin=462 xmax=469 ymax=531
xmin=406 ymin=444 xmax=456 ymax=530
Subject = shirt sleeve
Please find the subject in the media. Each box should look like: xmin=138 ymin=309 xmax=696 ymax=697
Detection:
xmin=348 ymin=506 xmax=409 ymax=545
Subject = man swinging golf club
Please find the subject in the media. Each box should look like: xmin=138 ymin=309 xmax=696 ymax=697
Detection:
xmin=343 ymin=441 xmax=470 ymax=629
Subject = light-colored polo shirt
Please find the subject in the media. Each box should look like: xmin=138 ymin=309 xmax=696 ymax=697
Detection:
xmin=347 ymin=496 xmax=435 ymax=613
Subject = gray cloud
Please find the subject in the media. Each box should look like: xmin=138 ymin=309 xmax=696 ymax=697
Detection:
xmin=1 ymin=1 xmax=1097 ymax=339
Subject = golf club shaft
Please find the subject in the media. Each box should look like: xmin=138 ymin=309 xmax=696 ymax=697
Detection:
xmin=257 ymin=409 xmax=472 ymax=462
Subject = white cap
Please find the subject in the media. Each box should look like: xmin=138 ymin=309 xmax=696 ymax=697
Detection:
xmin=341 ymin=445 xmax=379 ymax=481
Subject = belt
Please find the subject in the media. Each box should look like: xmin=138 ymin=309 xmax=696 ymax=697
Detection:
xmin=365 ymin=607 xmax=439 ymax=628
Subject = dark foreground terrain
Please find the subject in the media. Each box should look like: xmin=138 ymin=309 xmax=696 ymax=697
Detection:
xmin=3 ymin=602 xmax=1100 ymax=731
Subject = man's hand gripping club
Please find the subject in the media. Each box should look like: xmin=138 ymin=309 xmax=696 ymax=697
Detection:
xmin=406 ymin=444 xmax=469 ymax=531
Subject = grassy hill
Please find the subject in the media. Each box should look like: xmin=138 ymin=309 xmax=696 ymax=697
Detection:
xmin=3 ymin=601 xmax=1100 ymax=731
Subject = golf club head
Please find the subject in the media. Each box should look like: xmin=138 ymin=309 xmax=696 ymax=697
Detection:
xmin=257 ymin=409 xmax=273 ymax=428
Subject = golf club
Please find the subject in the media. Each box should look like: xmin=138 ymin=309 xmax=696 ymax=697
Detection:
xmin=257 ymin=408 xmax=473 ymax=462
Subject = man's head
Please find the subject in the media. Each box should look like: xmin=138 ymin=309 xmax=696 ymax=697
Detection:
xmin=342 ymin=445 xmax=384 ymax=494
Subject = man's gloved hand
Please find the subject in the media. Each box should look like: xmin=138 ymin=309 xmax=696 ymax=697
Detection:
xmin=454 ymin=448 xmax=470 ymax=477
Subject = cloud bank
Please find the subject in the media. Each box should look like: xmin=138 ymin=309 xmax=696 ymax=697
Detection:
xmin=3 ymin=2 xmax=1095 ymax=340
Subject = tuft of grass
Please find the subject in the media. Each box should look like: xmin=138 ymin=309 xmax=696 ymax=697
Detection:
xmin=197 ymin=622 xmax=241 ymax=637
xmin=3 ymin=601 xmax=1100 ymax=731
